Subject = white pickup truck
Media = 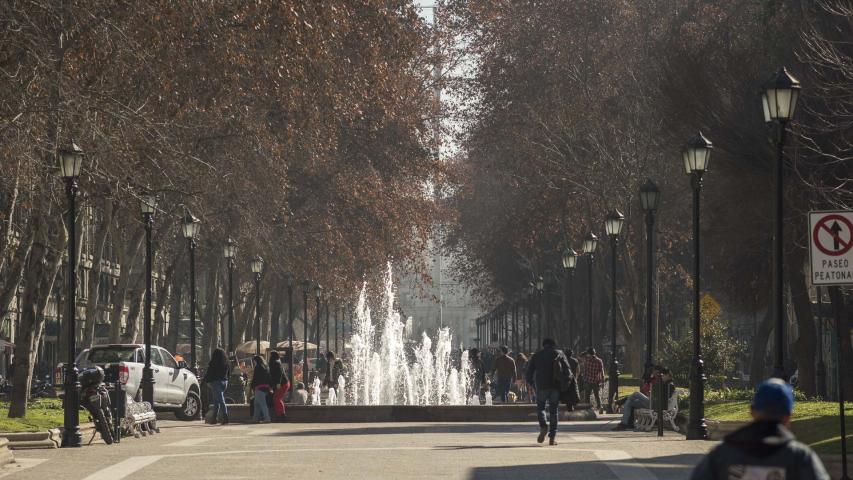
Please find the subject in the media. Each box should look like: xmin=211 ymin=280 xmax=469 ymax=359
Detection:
xmin=57 ymin=344 xmax=201 ymax=420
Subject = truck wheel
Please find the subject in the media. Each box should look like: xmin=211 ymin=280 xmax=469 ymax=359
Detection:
xmin=175 ymin=390 xmax=200 ymax=421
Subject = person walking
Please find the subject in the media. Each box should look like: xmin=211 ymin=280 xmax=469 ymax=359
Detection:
xmin=323 ymin=351 xmax=344 ymax=390
xmin=268 ymin=351 xmax=290 ymax=421
xmin=690 ymin=378 xmax=829 ymax=480
xmin=202 ymin=348 xmax=230 ymax=424
xmin=469 ymin=348 xmax=486 ymax=403
xmin=563 ymin=349 xmax=581 ymax=411
xmin=492 ymin=346 xmax=517 ymax=403
xmin=565 ymin=349 xmax=579 ymax=378
xmin=291 ymin=382 xmax=309 ymax=405
xmin=250 ymin=355 xmax=272 ymax=423
xmin=579 ymin=347 xmax=605 ymax=412
xmin=525 ymin=338 xmax=572 ymax=445
xmin=515 ymin=353 xmax=529 ymax=401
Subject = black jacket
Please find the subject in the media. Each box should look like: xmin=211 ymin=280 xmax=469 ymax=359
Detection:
xmin=690 ymin=421 xmax=829 ymax=480
xmin=525 ymin=346 xmax=571 ymax=391
xmin=566 ymin=355 xmax=579 ymax=377
xmin=250 ymin=365 xmax=272 ymax=390
xmin=269 ymin=359 xmax=288 ymax=388
xmin=203 ymin=359 xmax=229 ymax=383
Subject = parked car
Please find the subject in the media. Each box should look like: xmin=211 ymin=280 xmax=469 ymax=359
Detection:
xmin=55 ymin=344 xmax=201 ymax=420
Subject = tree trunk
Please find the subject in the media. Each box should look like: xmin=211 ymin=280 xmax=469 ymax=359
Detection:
xmin=0 ymin=163 xmax=21 ymax=273
xmin=165 ymin=273 xmax=183 ymax=354
xmin=82 ymin=196 xmax=114 ymax=348
xmin=236 ymin=289 xmax=254 ymax=346
xmin=749 ymin=308 xmax=773 ymax=387
xmin=828 ymin=287 xmax=853 ymax=399
xmin=200 ymin=256 xmax=222 ymax=364
xmin=0 ymin=229 xmax=33 ymax=320
xmin=152 ymin=257 xmax=177 ymax=346
xmin=123 ymin=287 xmax=145 ymax=343
xmin=269 ymin=278 xmax=284 ymax=347
xmin=108 ymin=228 xmax=144 ymax=343
xmin=8 ymin=216 xmax=65 ymax=418
xmin=788 ymin=248 xmax=817 ymax=397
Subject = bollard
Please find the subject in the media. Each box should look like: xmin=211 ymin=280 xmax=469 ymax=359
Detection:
xmin=112 ymin=380 xmax=125 ymax=443
xmin=657 ymin=371 xmax=664 ymax=437
xmin=831 ymin=286 xmax=850 ymax=480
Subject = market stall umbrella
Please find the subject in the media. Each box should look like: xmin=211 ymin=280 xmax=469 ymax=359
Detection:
xmin=235 ymin=340 xmax=270 ymax=356
xmin=275 ymin=340 xmax=317 ymax=351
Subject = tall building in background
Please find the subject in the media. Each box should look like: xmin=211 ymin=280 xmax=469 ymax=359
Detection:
xmin=396 ymin=236 xmax=483 ymax=349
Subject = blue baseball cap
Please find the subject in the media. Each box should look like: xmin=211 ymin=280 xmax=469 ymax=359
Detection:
xmin=751 ymin=379 xmax=794 ymax=417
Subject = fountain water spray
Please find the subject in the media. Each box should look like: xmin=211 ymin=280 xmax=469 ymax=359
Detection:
xmin=346 ymin=264 xmax=474 ymax=405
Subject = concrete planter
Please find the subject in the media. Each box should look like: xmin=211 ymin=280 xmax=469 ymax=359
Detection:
xmin=228 ymin=404 xmax=598 ymax=423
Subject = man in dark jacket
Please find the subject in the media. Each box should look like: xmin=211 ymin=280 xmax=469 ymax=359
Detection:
xmin=690 ymin=378 xmax=829 ymax=480
xmin=564 ymin=349 xmax=580 ymax=411
xmin=492 ymin=346 xmax=517 ymax=403
xmin=525 ymin=338 xmax=571 ymax=445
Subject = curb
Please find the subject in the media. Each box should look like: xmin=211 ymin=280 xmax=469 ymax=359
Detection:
xmin=0 ymin=423 xmax=99 ymax=450
xmin=705 ymin=420 xmax=748 ymax=440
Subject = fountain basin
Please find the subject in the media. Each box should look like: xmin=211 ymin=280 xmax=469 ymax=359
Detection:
xmin=224 ymin=404 xmax=598 ymax=423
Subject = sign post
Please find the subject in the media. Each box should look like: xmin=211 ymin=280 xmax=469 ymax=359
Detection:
xmin=809 ymin=211 xmax=852 ymax=479
xmin=810 ymin=211 xmax=853 ymax=286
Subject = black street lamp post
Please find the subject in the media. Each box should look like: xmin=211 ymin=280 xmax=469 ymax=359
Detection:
xmin=605 ymin=209 xmax=625 ymax=413
xmin=59 ymin=144 xmax=84 ymax=448
xmin=640 ymin=180 xmax=661 ymax=375
xmin=301 ymin=280 xmax=310 ymax=383
xmin=223 ymin=239 xmax=237 ymax=356
xmin=181 ymin=212 xmax=201 ymax=373
xmin=535 ymin=278 xmax=544 ymax=345
xmin=582 ymin=232 xmax=598 ymax=348
xmin=285 ymin=273 xmax=294 ymax=381
xmin=315 ymin=285 xmax=322 ymax=366
xmin=250 ymin=256 xmax=264 ymax=356
xmin=334 ymin=305 xmax=339 ymax=353
xmin=562 ymin=248 xmax=578 ymax=351
xmin=325 ymin=298 xmax=330 ymax=356
xmin=512 ymin=299 xmax=519 ymax=354
xmin=684 ymin=131 xmax=713 ymax=440
xmin=761 ymin=67 xmax=801 ymax=380
xmin=524 ymin=288 xmax=532 ymax=353
xmin=140 ymin=190 xmax=157 ymax=406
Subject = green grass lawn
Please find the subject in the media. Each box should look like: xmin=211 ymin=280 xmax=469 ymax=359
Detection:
xmin=705 ymin=400 xmax=853 ymax=454
xmin=0 ymin=398 xmax=87 ymax=433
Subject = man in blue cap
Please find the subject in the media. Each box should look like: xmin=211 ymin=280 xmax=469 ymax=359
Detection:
xmin=691 ymin=378 xmax=829 ymax=479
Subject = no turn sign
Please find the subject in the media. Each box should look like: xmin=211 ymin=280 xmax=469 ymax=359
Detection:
xmin=809 ymin=210 xmax=853 ymax=285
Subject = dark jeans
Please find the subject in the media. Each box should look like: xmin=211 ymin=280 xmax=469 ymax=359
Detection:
xmin=582 ymin=382 xmax=602 ymax=409
xmin=208 ymin=380 xmax=228 ymax=419
xmin=536 ymin=388 xmax=560 ymax=437
xmin=496 ymin=377 xmax=512 ymax=402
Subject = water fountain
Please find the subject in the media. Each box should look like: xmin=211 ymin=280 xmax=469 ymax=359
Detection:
xmin=311 ymin=377 xmax=322 ymax=405
xmin=347 ymin=265 xmax=474 ymax=405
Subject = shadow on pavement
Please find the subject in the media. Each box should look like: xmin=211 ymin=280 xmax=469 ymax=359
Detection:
xmin=264 ymin=423 xmax=614 ymax=436
xmin=466 ymin=453 xmax=706 ymax=479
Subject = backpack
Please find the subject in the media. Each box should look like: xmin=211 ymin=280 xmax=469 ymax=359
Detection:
xmin=553 ymin=353 xmax=580 ymax=404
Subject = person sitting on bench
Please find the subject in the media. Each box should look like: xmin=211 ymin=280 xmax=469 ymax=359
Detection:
xmin=614 ymin=367 xmax=674 ymax=431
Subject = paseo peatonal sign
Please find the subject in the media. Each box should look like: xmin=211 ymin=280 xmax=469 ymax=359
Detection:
xmin=809 ymin=210 xmax=853 ymax=286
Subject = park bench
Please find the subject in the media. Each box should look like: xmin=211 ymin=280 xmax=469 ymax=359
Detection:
xmin=633 ymin=389 xmax=681 ymax=432
xmin=121 ymin=397 xmax=160 ymax=438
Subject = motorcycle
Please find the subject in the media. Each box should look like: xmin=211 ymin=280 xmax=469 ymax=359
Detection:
xmin=78 ymin=366 xmax=115 ymax=445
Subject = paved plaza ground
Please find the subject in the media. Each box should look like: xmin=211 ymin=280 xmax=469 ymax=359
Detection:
xmin=1 ymin=417 xmax=716 ymax=479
